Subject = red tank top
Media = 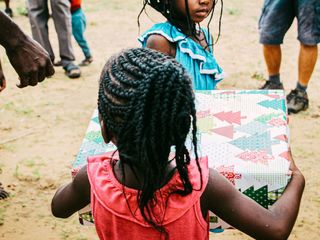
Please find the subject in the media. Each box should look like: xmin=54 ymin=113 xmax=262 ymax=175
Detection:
xmin=87 ymin=153 xmax=209 ymax=240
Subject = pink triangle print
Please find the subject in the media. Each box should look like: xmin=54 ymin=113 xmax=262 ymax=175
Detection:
xmin=275 ymin=134 xmax=288 ymax=142
xmin=213 ymin=111 xmax=246 ymax=125
xmin=279 ymin=151 xmax=290 ymax=161
xmin=266 ymin=94 xmax=280 ymax=99
xmin=212 ymin=125 xmax=234 ymax=139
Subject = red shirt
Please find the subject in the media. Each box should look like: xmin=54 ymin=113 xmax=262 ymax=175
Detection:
xmin=87 ymin=154 xmax=209 ymax=240
xmin=70 ymin=0 xmax=81 ymax=12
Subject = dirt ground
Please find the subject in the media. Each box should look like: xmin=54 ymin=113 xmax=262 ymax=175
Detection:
xmin=0 ymin=0 xmax=319 ymax=239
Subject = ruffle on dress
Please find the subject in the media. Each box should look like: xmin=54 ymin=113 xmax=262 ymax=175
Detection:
xmin=138 ymin=22 xmax=224 ymax=81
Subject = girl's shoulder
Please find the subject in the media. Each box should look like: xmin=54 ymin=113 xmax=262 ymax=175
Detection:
xmin=138 ymin=22 xmax=187 ymax=46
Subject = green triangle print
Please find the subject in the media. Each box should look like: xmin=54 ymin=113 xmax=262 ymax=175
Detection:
xmin=230 ymin=131 xmax=273 ymax=154
xmin=258 ymin=99 xmax=285 ymax=111
xmin=243 ymin=185 xmax=268 ymax=208
xmin=255 ymin=113 xmax=284 ymax=124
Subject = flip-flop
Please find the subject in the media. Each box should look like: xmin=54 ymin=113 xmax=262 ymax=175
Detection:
xmin=64 ymin=63 xmax=81 ymax=79
xmin=79 ymin=57 xmax=93 ymax=67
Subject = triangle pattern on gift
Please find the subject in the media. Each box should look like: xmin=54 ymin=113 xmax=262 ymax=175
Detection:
xmin=258 ymin=99 xmax=285 ymax=111
xmin=279 ymin=151 xmax=290 ymax=161
xmin=242 ymin=185 xmax=268 ymax=208
xmin=275 ymin=134 xmax=288 ymax=142
xmin=213 ymin=111 xmax=246 ymax=125
xmin=212 ymin=125 xmax=234 ymax=139
xmin=92 ymin=116 xmax=100 ymax=124
xmin=85 ymin=131 xmax=104 ymax=144
xmin=255 ymin=113 xmax=284 ymax=124
xmin=236 ymin=121 xmax=270 ymax=135
xmin=230 ymin=131 xmax=273 ymax=154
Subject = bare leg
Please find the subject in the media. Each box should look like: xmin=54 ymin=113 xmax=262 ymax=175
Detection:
xmin=298 ymin=44 xmax=318 ymax=87
xmin=263 ymin=44 xmax=282 ymax=76
xmin=260 ymin=44 xmax=284 ymax=89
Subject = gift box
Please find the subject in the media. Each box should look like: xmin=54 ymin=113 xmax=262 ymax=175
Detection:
xmin=73 ymin=90 xmax=291 ymax=229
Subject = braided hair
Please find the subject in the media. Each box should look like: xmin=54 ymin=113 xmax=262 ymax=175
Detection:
xmin=138 ymin=0 xmax=224 ymax=47
xmin=98 ymin=48 xmax=202 ymax=237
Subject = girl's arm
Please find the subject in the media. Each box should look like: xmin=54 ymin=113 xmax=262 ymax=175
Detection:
xmin=146 ymin=34 xmax=176 ymax=57
xmin=51 ymin=165 xmax=91 ymax=218
xmin=202 ymin=151 xmax=305 ymax=240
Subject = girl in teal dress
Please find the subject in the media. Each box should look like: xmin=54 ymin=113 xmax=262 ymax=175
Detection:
xmin=139 ymin=0 xmax=224 ymax=90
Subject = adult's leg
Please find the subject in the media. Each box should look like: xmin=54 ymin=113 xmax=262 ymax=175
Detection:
xmin=50 ymin=0 xmax=75 ymax=68
xmin=259 ymin=0 xmax=294 ymax=89
xmin=263 ymin=44 xmax=281 ymax=77
xmin=27 ymin=0 xmax=54 ymax=61
xmin=296 ymin=0 xmax=319 ymax=87
xmin=286 ymin=0 xmax=320 ymax=114
xmin=298 ymin=44 xmax=318 ymax=86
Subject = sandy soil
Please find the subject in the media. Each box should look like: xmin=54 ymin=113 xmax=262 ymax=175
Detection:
xmin=0 ymin=0 xmax=319 ymax=239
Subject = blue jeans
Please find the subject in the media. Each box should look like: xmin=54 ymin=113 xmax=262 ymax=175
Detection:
xmin=259 ymin=0 xmax=320 ymax=45
xmin=72 ymin=8 xmax=92 ymax=58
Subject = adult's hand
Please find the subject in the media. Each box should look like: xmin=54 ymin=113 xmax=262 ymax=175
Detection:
xmin=5 ymin=35 xmax=55 ymax=88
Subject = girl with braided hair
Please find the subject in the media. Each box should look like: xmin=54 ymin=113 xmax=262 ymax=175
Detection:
xmin=52 ymin=48 xmax=305 ymax=240
xmin=138 ymin=0 xmax=224 ymax=90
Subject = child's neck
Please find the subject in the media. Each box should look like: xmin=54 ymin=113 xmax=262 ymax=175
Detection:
xmin=170 ymin=19 xmax=197 ymax=37
xmin=113 ymin=159 xmax=176 ymax=190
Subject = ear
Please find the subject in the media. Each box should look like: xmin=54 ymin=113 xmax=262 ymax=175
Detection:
xmin=99 ymin=116 xmax=111 ymax=144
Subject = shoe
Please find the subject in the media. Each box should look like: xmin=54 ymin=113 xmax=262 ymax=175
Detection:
xmin=286 ymin=89 xmax=309 ymax=114
xmin=260 ymin=80 xmax=284 ymax=90
xmin=4 ymin=8 xmax=13 ymax=18
xmin=64 ymin=63 xmax=81 ymax=79
xmin=53 ymin=60 xmax=62 ymax=67
xmin=79 ymin=57 xmax=93 ymax=66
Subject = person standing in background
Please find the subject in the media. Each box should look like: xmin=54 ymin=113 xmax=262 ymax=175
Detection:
xmin=70 ymin=0 xmax=93 ymax=66
xmin=27 ymin=0 xmax=81 ymax=78
xmin=258 ymin=0 xmax=319 ymax=114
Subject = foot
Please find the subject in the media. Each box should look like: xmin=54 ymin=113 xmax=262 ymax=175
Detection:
xmin=53 ymin=60 xmax=62 ymax=67
xmin=79 ymin=57 xmax=93 ymax=66
xmin=260 ymin=80 xmax=284 ymax=90
xmin=64 ymin=63 xmax=81 ymax=79
xmin=4 ymin=8 xmax=13 ymax=18
xmin=286 ymin=89 xmax=309 ymax=114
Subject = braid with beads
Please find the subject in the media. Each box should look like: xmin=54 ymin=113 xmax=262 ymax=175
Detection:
xmin=138 ymin=0 xmax=224 ymax=47
xmin=98 ymin=48 xmax=202 ymax=237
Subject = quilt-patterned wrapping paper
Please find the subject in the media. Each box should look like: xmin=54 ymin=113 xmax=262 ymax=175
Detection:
xmin=73 ymin=90 xmax=291 ymax=230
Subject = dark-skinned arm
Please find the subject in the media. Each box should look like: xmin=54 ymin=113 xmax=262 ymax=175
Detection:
xmin=0 ymin=12 xmax=54 ymax=88
xmin=202 ymin=151 xmax=305 ymax=240
xmin=51 ymin=165 xmax=91 ymax=218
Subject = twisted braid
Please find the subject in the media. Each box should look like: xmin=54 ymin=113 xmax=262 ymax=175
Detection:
xmin=98 ymin=48 xmax=201 ymax=238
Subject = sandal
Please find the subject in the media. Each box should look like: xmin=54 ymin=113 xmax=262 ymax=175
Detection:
xmin=64 ymin=63 xmax=81 ymax=79
xmin=53 ymin=60 xmax=62 ymax=67
xmin=79 ymin=57 xmax=93 ymax=66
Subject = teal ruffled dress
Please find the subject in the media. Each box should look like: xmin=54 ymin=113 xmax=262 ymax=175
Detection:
xmin=138 ymin=22 xmax=224 ymax=90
